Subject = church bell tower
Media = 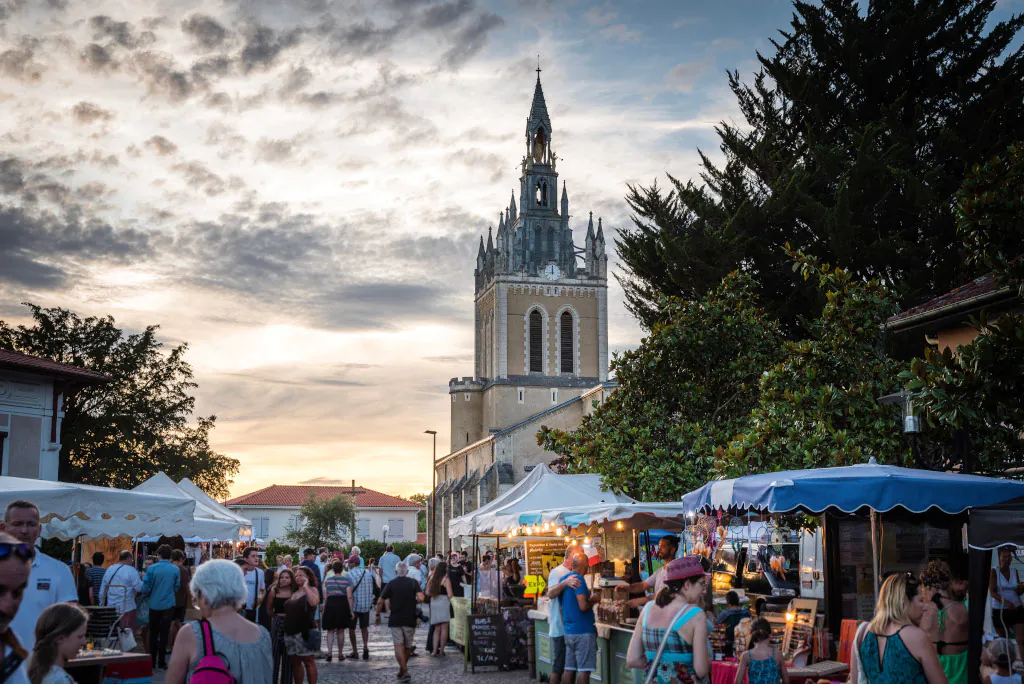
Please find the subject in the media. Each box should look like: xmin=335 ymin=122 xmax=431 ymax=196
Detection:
xmin=449 ymin=68 xmax=609 ymax=452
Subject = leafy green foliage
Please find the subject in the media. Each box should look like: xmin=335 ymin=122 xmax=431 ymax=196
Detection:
xmin=719 ymin=249 xmax=908 ymax=475
xmin=900 ymin=143 xmax=1024 ymax=474
xmin=264 ymin=541 xmax=299 ymax=565
xmin=0 ymin=304 xmax=239 ymax=498
xmin=408 ymin=493 xmax=428 ymax=533
xmin=353 ymin=540 xmax=426 ymax=563
xmin=284 ymin=494 xmax=357 ymax=551
xmin=618 ymin=0 xmax=1024 ymax=331
xmin=540 ymin=272 xmax=783 ymax=499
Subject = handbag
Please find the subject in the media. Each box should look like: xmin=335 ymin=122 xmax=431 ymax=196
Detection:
xmin=304 ymin=629 xmax=322 ymax=653
xmin=117 ymin=626 xmax=137 ymax=652
xmin=851 ymin=621 xmax=869 ymax=684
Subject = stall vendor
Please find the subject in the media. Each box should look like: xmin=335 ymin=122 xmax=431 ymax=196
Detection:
xmin=626 ymin=535 xmax=679 ymax=609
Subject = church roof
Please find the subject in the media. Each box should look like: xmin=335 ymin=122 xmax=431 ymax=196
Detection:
xmin=527 ymin=74 xmax=552 ymax=134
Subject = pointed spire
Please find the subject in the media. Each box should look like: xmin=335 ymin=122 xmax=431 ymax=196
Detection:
xmin=478 ymin=235 xmax=485 ymax=256
xmin=527 ymin=66 xmax=552 ymax=137
xmin=586 ymin=211 xmax=595 ymax=240
xmin=509 ymin=191 xmax=517 ymax=223
xmin=596 ymin=217 xmax=604 ymax=241
xmin=498 ymin=211 xmax=505 ymax=232
xmin=561 ymin=181 xmax=569 ymax=217
xmin=486 ymin=226 xmax=494 ymax=252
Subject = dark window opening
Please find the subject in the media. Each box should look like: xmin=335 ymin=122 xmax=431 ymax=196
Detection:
xmin=560 ymin=311 xmax=574 ymax=373
xmin=529 ymin=310 xmax=543 ymax=373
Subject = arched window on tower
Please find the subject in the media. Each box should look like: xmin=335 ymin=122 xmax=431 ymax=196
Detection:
xmin=560 ymin=311 xmax=574 ymax=374
xmin=529 ymin=310 xmax=543 ymax=373
xmin=547 ymin=226 xmax=556 ymax=262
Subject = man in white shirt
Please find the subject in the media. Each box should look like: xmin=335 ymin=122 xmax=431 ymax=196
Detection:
xmin=0 ymin=501 xmax=77 ymax=650
xmin=0 ymin=531 xmax=33 ymax=684
xmin=100 ymin=550 xmax=144 ymax=628
xmin=545 ymin=546 xmax=584 ymax=684
xmin=241 ymin=547 xmax=265 ymax=621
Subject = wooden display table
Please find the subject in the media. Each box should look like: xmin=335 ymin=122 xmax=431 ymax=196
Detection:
xmin=67 ymin=651 xmax=151 ymax=684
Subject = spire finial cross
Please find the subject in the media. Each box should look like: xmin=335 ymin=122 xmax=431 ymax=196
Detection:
xmin=536 ymin=55 xmax=541 ymax=80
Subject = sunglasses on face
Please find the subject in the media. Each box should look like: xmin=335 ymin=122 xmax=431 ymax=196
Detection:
xmin=0 ymin=542 xmax=35 ymax=562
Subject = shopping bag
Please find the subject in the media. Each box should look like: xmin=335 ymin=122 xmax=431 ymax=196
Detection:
xmin=118 ymin=627 xmax=137 ymax=652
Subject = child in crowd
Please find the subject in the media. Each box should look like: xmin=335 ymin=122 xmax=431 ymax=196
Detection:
xmin=985 ymin=638 xmax=1023 ymax=684
xmin=27 ymin=603 xmax=89 ymax=684
xmin=733 ymin=618 xmax=789 ymax=684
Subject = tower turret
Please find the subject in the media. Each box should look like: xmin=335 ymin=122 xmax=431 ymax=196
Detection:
xmin=561 ymin=181 xmax=569 ymax=218
xmin=509 ymin=192 xmax=517 ymax=224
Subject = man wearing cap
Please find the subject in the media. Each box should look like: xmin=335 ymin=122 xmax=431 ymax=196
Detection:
xmin=545 ymin=546 xmax=584 ymax=684
xmin=560 ymin=551 xmax=600 ymax=684
xmin=627 ymin=534 xmax=679 ymax=609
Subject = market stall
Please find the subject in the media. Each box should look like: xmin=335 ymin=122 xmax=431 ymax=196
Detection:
xmin=965 ymin=495 xmax=1024 ymax=684
xmin=680 ymin=458 xmax=1024 ymax=678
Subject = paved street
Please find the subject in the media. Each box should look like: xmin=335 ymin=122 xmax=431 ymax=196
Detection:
xmin=153 ymin=620 xmax=533 ymax=684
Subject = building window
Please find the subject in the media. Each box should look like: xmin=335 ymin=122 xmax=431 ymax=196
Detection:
xmin=356 ymin=518 xmax=370 ymax=540
xmin=551 ymin=389 xmax=558 ymax=404
xmin=288 ymin=515 xmax=302 ymax=533
xmin=517 ymin=388 xmax=524 ymax=404
xmin=465 ymin=393 xmax=471 ymax=401
xmin=560 ymin=311 xmax=574 ymax=374
xmin=255 ymin=517 xmax=270 ymax=539
xmin=529 ymin=310 xmax=543 ymax=373
xmin=387 ymin=518 xmax=405 ymax=540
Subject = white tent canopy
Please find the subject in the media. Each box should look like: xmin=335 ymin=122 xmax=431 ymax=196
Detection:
xmin=492 ymin=500 xmax=691 ymax=534
xmin=448 ymin=464 xmax=636 ymax=538
xmin=133 ymin=472 xmax=251 ymax=540
xmin=0 ymin=475 xmax=196 ymax=541
xmin=177 ymin=478 xmax=252 ymax=530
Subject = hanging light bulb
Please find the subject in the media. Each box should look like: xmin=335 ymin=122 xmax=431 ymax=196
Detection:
xmin=556 ymin=527 xmax=564 ymax=536
xmin=564 ymin=536 xmax=570 ymax=543
xmin=583 ymin=536 xmax=591 ymax=545
xmin=616 ymin=521 xmax=624 ymax=531
xmin=571 ymin=539 xmax=578 ymax=546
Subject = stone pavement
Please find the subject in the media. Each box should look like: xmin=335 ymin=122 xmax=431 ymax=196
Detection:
xmin=153 ymin=619 xmax=534 ymax=684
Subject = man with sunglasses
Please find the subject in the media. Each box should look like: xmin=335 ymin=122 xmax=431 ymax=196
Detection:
xmin=0 ymin=531 xmax=35 ymax=684
xmin=0 ymin=501 xmax=76 ymax=651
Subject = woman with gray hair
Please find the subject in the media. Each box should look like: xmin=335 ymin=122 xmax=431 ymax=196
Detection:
xmin=164 ymin=559 xmax=272 ymax=684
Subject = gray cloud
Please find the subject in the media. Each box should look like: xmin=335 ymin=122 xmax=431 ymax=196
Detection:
xmin=441 ymin=11 xmax=504 ymax=71
xmin=144 ymin=135 xmax=178 ymax=156
xmin=181 ymin=14 xmax=228 ymax=49
xmin=172 ymin=161 xmax=226 ymax=195
xmin=256 ymin=137 xmax=299 ymax=163
xmin=79 ymin=43 xmax=116 ymax=72
xmin=134 ymin=51 xmax=201 ymax=102
xmin=240 ymin=24 xmax=302 ymax=73
xmin=446 ymin=148 xmax=505 ymax=183
xmin=71 ymin=101 xmax=114 ymax=124
xmin=0 ymin=43 xmax=43 ymax=81
xmin=421 ymin=0 xmax=475 ymax=29
xmin=89 ymin=15 xmax=139 ymax=48
xmin=0 ymin=205 xmax=156 ymax=289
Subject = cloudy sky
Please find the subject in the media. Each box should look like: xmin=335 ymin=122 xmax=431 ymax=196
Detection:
xmin=9 ymin=0 xmax=1008 ymax=499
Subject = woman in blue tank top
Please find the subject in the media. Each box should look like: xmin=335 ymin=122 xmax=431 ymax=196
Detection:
xmin=625 ymin=556 xmax=711 ymax=684
xmin=849 ymin=573 xmax=947 ymax=684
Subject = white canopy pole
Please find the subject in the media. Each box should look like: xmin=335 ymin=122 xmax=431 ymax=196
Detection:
xmin=870 ymin=509 xmax=880 ymax=602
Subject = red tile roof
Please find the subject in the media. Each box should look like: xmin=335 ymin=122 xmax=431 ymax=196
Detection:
xmin=886 ymin=271 xmax=1019 ymax=331
xmin=226 ymin=484 xmax=423 ymax=509
xmin=0 ymin=348 xmax=112 ymax=385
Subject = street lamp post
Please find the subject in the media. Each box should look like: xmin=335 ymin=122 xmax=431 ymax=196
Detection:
xmin=425 ymin=429 xmax=437 ymax=556
xmin=382 ymin=524 xmax=390 ymax=544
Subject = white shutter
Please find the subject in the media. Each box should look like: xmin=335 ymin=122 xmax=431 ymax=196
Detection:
xmin=356 ymin=518 xmax=370 ymax=540
xmin=387 ymin=518 xmax=404 ymax=540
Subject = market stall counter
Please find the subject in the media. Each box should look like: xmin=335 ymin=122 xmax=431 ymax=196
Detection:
xmin=66 ymin=649 xmax=152 ymax=684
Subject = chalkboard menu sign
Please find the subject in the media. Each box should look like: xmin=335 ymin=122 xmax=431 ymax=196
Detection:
xmin=468 ymin=613 xmax=509 ymax=672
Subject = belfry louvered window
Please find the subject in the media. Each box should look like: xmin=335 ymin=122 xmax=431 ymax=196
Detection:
xmin=560 ymin=311 xmax=574 ymax=374
xmin=529 ymin=310 xmax=543 ymax=373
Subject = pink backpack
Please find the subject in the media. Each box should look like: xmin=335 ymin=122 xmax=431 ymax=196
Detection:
xmin=191 ymin=620 xmax=235 ymax=684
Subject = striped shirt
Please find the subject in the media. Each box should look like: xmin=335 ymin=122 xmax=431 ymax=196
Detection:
xmin=324 ymin=574 xmax=350 ymax=598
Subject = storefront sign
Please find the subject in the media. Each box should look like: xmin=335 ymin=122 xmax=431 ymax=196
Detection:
xmin=525 ymin=539 xmax=569 ymax=579
xmin=524 ymin=574 xmax=547 ymax=598
xmin=468 ymin=613 xmax=509 ymax=672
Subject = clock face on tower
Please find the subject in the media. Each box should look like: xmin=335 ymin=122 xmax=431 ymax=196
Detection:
xmin=543 ymin=263 xmax=561 ymax=281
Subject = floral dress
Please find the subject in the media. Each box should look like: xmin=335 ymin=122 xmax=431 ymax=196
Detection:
xmin=745 ymin=648 xmax=783 ymax=684
xmin=640 ymin=604 xmax=709 ymax=684
xmin=859 ymin=627 xmax=928 ymax=684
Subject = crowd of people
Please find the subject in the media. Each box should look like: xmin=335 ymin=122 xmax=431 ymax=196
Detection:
xmin=3 ymin=495 xmax=1022 ymax=684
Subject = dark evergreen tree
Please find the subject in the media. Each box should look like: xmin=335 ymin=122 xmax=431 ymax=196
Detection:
xmin=619 ymin=0 xmax=1024 ymax=331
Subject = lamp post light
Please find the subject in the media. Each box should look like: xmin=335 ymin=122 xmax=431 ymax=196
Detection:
xmin=382 ymin=524 xmax=390 ymax=544
xmin=425 ymin=429 xmax=438 ymax=556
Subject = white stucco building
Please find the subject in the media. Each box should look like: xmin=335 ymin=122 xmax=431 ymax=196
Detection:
xmin=0 ymin=349 xmax=110 ymax=481
xmin=226 ymin=484 xmax=422 ymax=545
